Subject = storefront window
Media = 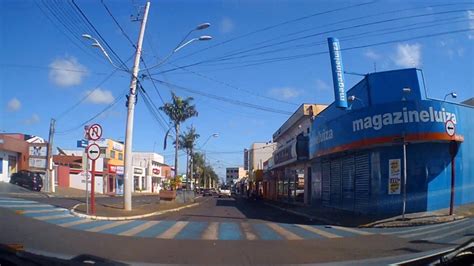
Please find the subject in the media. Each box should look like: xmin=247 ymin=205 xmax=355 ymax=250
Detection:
xmin=110 ymin=150 xmax=116 ymax=159
xmin=118 ymin=153 xmax=123 ymax=160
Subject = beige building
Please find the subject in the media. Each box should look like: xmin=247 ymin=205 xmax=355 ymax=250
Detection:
xmin=225 ymin=167 xmax=246 ymax=185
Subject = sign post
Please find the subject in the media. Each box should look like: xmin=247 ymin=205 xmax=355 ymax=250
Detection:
xmin=85 ymin=123 xmax=103 ymax=215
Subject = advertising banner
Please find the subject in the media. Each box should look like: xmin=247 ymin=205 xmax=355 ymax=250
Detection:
xmin=388 ymin=159 xmax=401 ymax=194
xmin=327 ymin=37 xmax=348 ymax=109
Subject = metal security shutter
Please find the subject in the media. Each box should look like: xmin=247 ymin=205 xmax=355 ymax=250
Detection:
xmin=342 ymin=155 xmax=355 ymax=211
xmin=330 ymin=159 xmax=342 ymax=209
xmin=355 ymin=153 xmax=370 ymax=213
xmin=321 ymin=160 xmax=331 ymax=207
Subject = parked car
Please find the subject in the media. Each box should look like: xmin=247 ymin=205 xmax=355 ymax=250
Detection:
xmin=218 ymin=188 xmax=231 ymax=198
xmin=10 ymin=170 xmax=43 ymax=191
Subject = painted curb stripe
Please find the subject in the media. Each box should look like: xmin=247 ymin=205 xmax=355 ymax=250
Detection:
xmin=119 ymin=221 xmax=160 ymax=236
xmin=158 ymin=221 xmax=188 ymax=239
xmin=295 ymin=224 xmax=342 ymax=238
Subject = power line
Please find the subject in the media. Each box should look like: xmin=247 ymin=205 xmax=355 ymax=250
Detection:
xmin=101 ymin=0 xmax=136 ymax=48
xmin=156 ymin=8 xmax=472 ymax=74
xmin=148 ymin=78 xmax=293 ymax=115
xmin=170 ymin=1 xmax=378 ymax=63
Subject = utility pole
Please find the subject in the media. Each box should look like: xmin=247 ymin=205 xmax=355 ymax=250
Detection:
xmin=45 ymin=118 xmax=56 ymax=193
xmin=123 ymin=1 xmax=151 ymax=211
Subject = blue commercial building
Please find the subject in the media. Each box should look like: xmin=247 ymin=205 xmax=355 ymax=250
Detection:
xmin=308 ymin=68 xmax=473 ymax=217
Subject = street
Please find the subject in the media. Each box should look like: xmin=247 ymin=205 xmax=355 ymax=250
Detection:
xmin=0 ymin=184 xmax=472 ymax=265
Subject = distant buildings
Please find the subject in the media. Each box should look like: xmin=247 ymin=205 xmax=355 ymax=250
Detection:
xmin=225 ymin=167 xmax=246 ymax=185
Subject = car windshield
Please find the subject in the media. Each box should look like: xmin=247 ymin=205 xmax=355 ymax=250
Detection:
xmin=1 ymin=0 xmax=473 ymax=265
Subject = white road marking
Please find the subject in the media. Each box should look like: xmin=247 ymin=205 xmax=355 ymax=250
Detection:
xmin=87 ymin=221 xmax=132 ymax=232
xmin=331 ymin=226 xmax=373 ymax=235
xmin=295 ymin=224 xmax=342 ymax=238
xmin=202 ymin=222 xmax=219 ymax=240
xmin=1 ymin=204 xmax=52 ymax=208
xmin=22 ymin=208 xmax=67 ymax=214
xmin=267 ymin=223 xmax=302 ymax=240
xmin=158 ymin=221 xmax=188 ymax=239
xmin=59 ymin=219 xmax=93 ymax=227
xmin=400 ymin=219 xmax=471 ymax=239
xmin=241 ymin=222 xmax=257 ymax=240
xmin=384 ymin=218 xmax=465 ymax=235
xmin=119 ymin=221 xmax=160 ymax=236
xmin=36 ymin=214 xmax=73 ymax=221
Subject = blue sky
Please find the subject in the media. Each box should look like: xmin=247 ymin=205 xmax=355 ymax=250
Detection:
xmin=1 ymin=0 xmax=473 ymax=179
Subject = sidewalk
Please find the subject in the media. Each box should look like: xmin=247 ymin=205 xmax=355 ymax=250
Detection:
xmin=264 ymin=199 xmax=474 ymax=228
xmin=44 ymin=187 xmax=109 ymax=198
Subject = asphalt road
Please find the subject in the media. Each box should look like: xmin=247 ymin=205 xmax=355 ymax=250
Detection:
xmin=0 ymin=183 xmax=472 ymax=265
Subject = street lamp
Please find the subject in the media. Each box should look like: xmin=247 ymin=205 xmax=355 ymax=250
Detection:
xmin=173 ymin=36 xmax=212 ymax=53
xmin=444 ymin=92 xmax=457 ymax=101
xmin=82 ymin=34 xmax=128 ymax=72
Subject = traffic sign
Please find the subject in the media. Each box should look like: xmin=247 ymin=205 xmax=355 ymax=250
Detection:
xmin=87 ymin=124 xmax=103 ymax=141
xmin=77 ymin=140 xmax=88 ymax=148
xmin=445 ymin=120 xmax=455 ymax=137
xmin=86 ymin=144 xmax=101 ymax=161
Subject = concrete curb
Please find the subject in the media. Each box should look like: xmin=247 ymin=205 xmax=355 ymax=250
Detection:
xmin=70 ymin=199 xmax=205 ymax=221
xmin=360 ymin=215 xmax=466 ymax=228
xmin=263 ymin=202 xmax=336 ymax=225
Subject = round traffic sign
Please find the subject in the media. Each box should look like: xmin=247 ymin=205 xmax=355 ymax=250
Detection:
xmin=86 ymin=143 xmax=101 ymax=161
xmin=445 ymin=120 xmax=455 ymax=137
xmin=87 ymin=124 xmax=103 ymax=141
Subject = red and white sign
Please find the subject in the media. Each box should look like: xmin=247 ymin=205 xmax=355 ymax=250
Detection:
xmin=87 ymin=124 xmax=103 ymax=141
xmin=152 ymin=168 xmax=161 ymax=175
xmin=108 ymin=165 xmax=124 ymax=175
xmin=445 ymin=120 xmax=455 ymax=137
xmin=86 ymin=144 xmax=101 ymax=161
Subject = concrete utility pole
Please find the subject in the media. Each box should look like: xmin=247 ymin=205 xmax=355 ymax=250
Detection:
xmin=45 ymin=118 xmax=56 ymax=193
xmin=123 ymin=1 xmax=151 ymax=211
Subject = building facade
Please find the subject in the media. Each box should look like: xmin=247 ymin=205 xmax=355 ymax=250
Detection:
xmin=307 ymin=68 xmax=473 ymax=217
xmin=0 ymin=134 xmax=48 ymax=183
xmin=225 ymin=167 xmax=246 ymax=185
xmin=264 ymin=104 xmax=326 ymax=204
xmin=132 ymin=152 xmax=166 ymax=193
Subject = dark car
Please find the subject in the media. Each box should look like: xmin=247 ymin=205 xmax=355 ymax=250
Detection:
xmin=202 ymin=189 xmax=212 ymax=196
xmin=10 ymin=170 xmax=44 ymax=191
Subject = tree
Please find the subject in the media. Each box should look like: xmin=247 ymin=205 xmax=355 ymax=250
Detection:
xmin=176 ymin=126 xmax=200 ymax=189
xmin=160 ymin=92 xmax=198 ymax=185
xmin=192 ymin=151 xmax=219 ymax=188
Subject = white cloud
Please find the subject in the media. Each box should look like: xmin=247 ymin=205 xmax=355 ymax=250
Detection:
xmin=219 ymin=17 xmax=234 ymax=34
xmin=468 ymin=11 xmax=474 ymax=39
xmin=269 ymin=87 xmax=300 ymax=100
xmin=392 ymin=43 xmax=422 ymax=68
xmin=7 ymin=98 xmax=21 ymax=112
xmin=84 ymin=88 xmax=115 ymax=104
xmin=315 ymin=79 xmax=330 ymax=92
xmin=49 ymin=56 xmax=88 ymax=88
xmin=364 ymin=49 xmax=381 ymax=60
xmin=24 ymin=114 xmax=40 ymax=125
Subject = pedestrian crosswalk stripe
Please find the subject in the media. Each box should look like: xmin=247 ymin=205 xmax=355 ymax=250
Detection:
xmin=24 ymin=210 xmax=69 ymax=218
xmin=135 ymin=221 xmax=175 ymax=238
xmin=295 ymin=224 xmax=342 ymax=238
xmin=59 ymin=218 xmax=94 ymax=228
xmin=36 ymin=214 xmax=73 ymax=221
xmin=2 ymin=204 xmax=52 ymax=208
xmin=241 ymin=222 xmax=257 ymax=240
xmin=47 ymin=216 xmax=83 ymax=225
xmin=0 ymin=200 xmax=37 ymax=204
xmin=278 ymin=223 xmax=325 ymax=239
xmin=119 ymin=221 xmax=160 ymax=236
xmin=400 ymin=219 xmax=471 ymax=239
xmin=158 ymin=221 xmax=188 ymax=239
xmin=102 ymin=220 xmax=147 ymax=235
xmin=252 ymin=223 xmax=284 ymax=240
xmin=202 ymin=222 xmax=219 ymax=240
xmin=331 ymin=226 xmax=373 ymax=235
xmin=219 ymin=222 xmax=243 ymax=240
xmin=267 ymin=223 xmax=302 ymax=240
xmin=87 ymin=221 xmax=132 ymax=232
xmin=384 ymin=218 xmax=466 ymax=236
xmin=421 ymin=223 xmax=473 ymax=242
xmin=22 ymin=208 xmax=66 ymax=214
xmin=175 ymin=222 xmax=208 ymax=240
xmin=69 ymin=220 xmax=113 ymax=230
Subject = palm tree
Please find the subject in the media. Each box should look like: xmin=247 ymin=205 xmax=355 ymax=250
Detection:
xmin=177 ymin=126 xmax=200 ymax=189
xmin=160 ymin=92 xmax=198 ymax=185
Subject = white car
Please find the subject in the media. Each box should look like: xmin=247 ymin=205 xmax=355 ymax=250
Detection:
xmin=218 ymin=188 xmax=231 ymax=198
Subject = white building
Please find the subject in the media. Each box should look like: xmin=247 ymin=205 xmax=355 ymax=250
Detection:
xmin=246 ymin=142 xmax=277 ymax=175
xmin=132 ymin=152 xmax=165 ymax=193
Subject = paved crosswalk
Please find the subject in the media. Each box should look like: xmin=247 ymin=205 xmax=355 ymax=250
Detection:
xmin=1 ymin=197 xmax=472 ymax=243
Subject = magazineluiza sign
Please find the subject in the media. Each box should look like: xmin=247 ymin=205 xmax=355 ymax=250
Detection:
xmin=388 ymin=159 xmax=401 ymax=195
xmin=353 ymin=107 xmax=457 ymax=132
xmin=327 ymin=37 xmax=348 ymax=109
